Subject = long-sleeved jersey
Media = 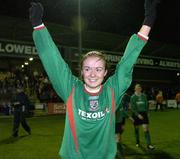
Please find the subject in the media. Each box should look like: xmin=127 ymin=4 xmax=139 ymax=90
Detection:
xmin=33 ymin=27 xmax=146 ymax=159
xmin=130 ymin=93 xmax=148 ymax=116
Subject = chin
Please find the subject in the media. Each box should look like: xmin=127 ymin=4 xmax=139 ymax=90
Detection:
xmin=88 ymin=85 xmax=98 ymax=89
xmin=87 ymin=84 xmax=99 ymax=89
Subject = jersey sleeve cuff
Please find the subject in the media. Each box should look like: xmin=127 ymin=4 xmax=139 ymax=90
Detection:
xmin=33 ymin=23 xmax=45 ymax=30
xmin=137 ymin=32 xmax=149 ymax=41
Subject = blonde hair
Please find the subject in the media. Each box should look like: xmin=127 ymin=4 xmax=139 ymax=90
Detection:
xmin=80 ymin=51 xmax=108 ymax=70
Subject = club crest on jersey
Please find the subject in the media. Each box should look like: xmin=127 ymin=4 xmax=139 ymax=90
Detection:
xmin=89 ymin=100 xmax=99 ymax=111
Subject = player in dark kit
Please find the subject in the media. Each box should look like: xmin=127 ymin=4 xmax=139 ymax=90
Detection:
xmin=12 ymin=87 xmax=31 ymax=137
xmin=29 ymin=0 xmax=160 ymax=158
xmin=130 ymin=84 xmax=154 ymax=150
xmin=115 ymin=100 xmax=134 ymax=159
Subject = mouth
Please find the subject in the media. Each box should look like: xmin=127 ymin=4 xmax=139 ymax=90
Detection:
xmin=88 ymin=79 xmax=97 ymax=83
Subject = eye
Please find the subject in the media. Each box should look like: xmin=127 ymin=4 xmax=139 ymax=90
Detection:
xmin=83 ymin=67 xmax=90 ymax=72
xmin=96 ymin=67 xmax=104 ymax=72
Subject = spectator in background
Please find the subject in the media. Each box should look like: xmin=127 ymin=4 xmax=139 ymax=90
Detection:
xmin=11 ymin=86 xmax=31 ymax=137
xmin=155 ymin=90 xmax=164 ymax=111
xmin=175 ymin=92 xmax=180 ymax=109
xmin=130 ymin=84 xmax=154 ymax=150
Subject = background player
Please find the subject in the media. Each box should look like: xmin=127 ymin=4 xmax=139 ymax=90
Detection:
xmin=130 ymin=84 xmax=154 ymax=150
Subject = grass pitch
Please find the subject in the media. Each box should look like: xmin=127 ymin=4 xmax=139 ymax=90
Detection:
xmin=0 ymin=109 xmax=180 ymax=159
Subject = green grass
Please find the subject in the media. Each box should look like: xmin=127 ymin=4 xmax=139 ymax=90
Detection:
xmin=123 ymin=109 xmax=180 ymax=159
xmin=0 ymin=110 xmax=180 ymax=159
xmin=0 ymin=115 xmax=64 ymax=159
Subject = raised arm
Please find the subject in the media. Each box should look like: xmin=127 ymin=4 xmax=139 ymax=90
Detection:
xmin=29 ymin=3 xmax=78 ymax=102
xmin=107 ymin=0 xmax=161 ymax=109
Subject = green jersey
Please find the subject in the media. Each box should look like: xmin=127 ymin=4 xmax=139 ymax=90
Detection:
xmin=115 ymin=102 xmax=129 ymax=123
xmin=116 ymin=93 xmax=131 ymax=123
xmin=130 ymin=93 xmax=148 ymax=116
xmin=33 ymin=27 xmax=146 ymax=159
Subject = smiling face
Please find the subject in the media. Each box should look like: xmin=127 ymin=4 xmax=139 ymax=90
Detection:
xmin=81 ymin=53 xmax=107 ymax=91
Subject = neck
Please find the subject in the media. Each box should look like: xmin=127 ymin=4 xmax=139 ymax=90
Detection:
xmin=84 ymin=84 xmax=101 ymax=93
xmin=135 ymin=92 xmax=141 ymax=96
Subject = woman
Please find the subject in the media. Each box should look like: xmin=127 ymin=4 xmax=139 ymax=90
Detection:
xmin=29 ymin=0 xmax=160 ymax=158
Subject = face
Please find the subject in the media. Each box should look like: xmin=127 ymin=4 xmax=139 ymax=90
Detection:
xmin=81 ymin=56 xmax=107 ymax=91
xmin=135 ymin=85 xmax=142 ymax=94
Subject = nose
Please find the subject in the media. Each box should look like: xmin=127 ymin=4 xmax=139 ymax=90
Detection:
xmin=90 ymin=68 xmax=96 ymax=77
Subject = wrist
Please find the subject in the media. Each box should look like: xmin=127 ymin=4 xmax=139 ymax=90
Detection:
xmin=137 ymin=32 xmax=149 ymax=41
xmin=33 ymin=23 xmax=45 ymax=30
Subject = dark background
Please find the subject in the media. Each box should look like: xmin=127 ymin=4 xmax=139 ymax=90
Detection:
xmin=0 ymin=0 xmax=179 ymax=45
xmin=0 ymin=0 xmax=179 ymax=97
